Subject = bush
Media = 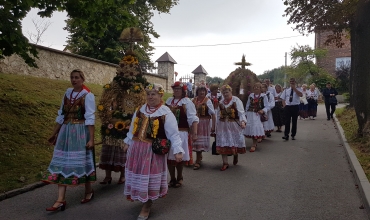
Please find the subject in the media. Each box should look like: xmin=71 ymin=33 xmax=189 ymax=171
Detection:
xmin=308 ymin=73 xmax=336 ymax=91
xmin=342 ymin=92 xmax=350 ymax=102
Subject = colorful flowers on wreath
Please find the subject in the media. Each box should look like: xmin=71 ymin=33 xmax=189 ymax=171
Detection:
xmin=132 ymin=117 xmax=139 ymax=134
xmin=130 ymin=83 xmax=143 ymax=93
xmin=97 ymin=104 xmax=104 ymax=111
xmin=103 ymin=84 xmax=111 ymax=89
xmin=145 ymin=83 xmax=164 ymax=94
xmin=115 ymin=121 xmax=126 ymax=131
xmin=121 ymin=55 xmax=139 ymax=65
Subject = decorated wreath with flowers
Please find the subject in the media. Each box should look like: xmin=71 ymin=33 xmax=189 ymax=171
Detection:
xmin=97 ymin=53 xmax=148 ymax=146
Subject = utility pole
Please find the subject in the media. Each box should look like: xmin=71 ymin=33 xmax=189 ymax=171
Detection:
xmin=284 ymin=52 xmax=287 ymax=88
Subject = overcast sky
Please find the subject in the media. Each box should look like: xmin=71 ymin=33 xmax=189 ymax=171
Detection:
xmin=22 ymin=0 xmax=314 ymax=80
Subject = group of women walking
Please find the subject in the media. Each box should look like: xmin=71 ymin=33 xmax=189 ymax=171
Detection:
xmin=42 ymin=70 xmax=320 ymax=220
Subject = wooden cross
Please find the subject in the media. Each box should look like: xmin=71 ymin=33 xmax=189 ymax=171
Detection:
xmin=234 ymin=54 xmax=252 ymax=69
xmin=119 ymin=27 xmax=144 ymax=52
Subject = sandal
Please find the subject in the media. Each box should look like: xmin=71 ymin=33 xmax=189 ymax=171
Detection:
xmin=257 ymin=139 xmax=262 ymax=143
xmin=220 ymin=163 xmax=229 ymax=171
xmin=175 ymin=177 xmax=183 ymax=188
xmin=168 ymin=179 xmax=177 ymax=188
xmin=117 ymin=176 xmax=125 ymax=184
xmin=193 ymin=163 xmax=201 ymax=170
xmin=250 ymin=145 xmax=256 ymax=152
xmin=233 ymin=155 xmax=238 ymax=165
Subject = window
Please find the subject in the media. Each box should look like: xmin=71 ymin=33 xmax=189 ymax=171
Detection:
xmin=336 ymin=57 xmax=351 ymax=69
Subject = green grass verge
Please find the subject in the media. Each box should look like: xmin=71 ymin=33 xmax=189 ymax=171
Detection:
xmin=336 ymin=106 xmax=370 ymax=181
xmin=0 ymin=73 xmax=172 ymax=193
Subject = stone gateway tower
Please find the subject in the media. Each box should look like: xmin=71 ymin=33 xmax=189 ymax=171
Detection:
xmin=156 ymin=52 xmax=177 ymax=92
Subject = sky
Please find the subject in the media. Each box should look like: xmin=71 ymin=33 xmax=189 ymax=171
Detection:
xmin=21 ymin=0 xmax=315 ymax=80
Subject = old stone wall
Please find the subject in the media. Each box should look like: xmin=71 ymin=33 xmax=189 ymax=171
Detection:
xmin=315 ymin=31 xmax=351 ymax=75
xmin=0 ymin=45 xmax=170 ymax=91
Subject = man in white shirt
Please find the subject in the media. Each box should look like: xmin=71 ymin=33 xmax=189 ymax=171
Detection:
xmin=187 ymin=79 xmax=194 ymax=98
xmin=280 ymin=78 xmax=303 ymax=140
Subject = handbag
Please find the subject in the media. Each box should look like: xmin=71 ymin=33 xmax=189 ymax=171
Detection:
xmin=260 ymin=113 xmax=268 ymax=122
xmin=148 ymin=117 xmax=171 ymax=155
xmin=329 ymin=96 xmax=337 ymax=105
xmin=211 ymin=140 xmax=218 ymax=155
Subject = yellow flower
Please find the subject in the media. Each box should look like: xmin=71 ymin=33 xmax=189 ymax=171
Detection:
xmin=151 ymin=119 xmax=159 ymax=138
xmin=115 ymin=121 xmax=125 ymax=131
xmin=97 ymin=105 xmax=104 ymax=111
xmin=231 ymin=109 xmax=235 ymax=118
xmin=105 ymin=129 xmax=110 ymax=134
xmin=134 ymin=85 xmax=140 ymax=91
xmin=103 ymin=84 xmax=110 ymax=89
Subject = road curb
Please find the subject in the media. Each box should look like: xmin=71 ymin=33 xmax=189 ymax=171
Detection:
xmin=334 ymin=113 xmax=370 ymax=217
xmin=0 ymin=182 xmax=46 ymax=202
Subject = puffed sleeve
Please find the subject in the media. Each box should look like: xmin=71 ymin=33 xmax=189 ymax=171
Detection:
xmin=235 ymin=97 xmax=246 ymax=123
xmin=55 ymin=96 xmax=65 ymax=125
xmin=123 ymin=111 xmax=137 ymax=146
xmin=268 ymin=93 xmax=275 ymax=110
xmin=185 ymin=99 xmax=199 ymax=125
xmin=262 ymin=95 xmax=269 ymax=113
xmin=206 ymin=99 xmax=215 ymax=115
xmin=84 ymin=93 xmax=95 ymax=125
xmin=280 ymin=89 xmax=287 ymax=100
xmin=164 ymin=112 xmax=185 ymax=155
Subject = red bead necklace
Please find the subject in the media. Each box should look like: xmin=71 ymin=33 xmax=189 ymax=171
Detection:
xmin=70 ymin=89 xmax=82 ymax=104
xmin=145 ymin=102 xmax=162 ymax=114
xmin=171 ymin=97 xmax=183 ymax=107
xmin=223 ymin=97 xmax=232 ymax=105
xmin=196 ymin=96 xmax=206 ymax=104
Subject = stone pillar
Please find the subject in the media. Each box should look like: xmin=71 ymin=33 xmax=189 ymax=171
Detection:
xmin=194 ymin=73 xmax=206 ymax=85
xmin=157 ymin=62 xmax=174 ymax=92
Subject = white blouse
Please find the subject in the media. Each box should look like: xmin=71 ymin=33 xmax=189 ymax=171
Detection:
xmin=165 ymin=97 xmax=199 ymax=126
xmin=265 ymin=91 xmax=275 ymax=110
xmin=56 ymin=88 xmax=95 ymax=125
xmin=307 ymin=89 xmax=319 ymax=100
xmin=219 ymin=96 xmax=246 ymax=122
xmin=124 ymin=105 xmax=185 ymax=155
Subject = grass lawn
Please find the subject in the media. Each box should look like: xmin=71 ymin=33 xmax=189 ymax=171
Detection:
xmin=0 ymin=73 xmax=172 ymax=193
xmin=336 ymin=106 xmax=370 ymax=181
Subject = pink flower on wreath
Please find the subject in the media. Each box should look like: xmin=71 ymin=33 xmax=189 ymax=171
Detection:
xmin=72 ymin=180 xmax=78 ymax=185
xmin=108 ymin=124 xmax=114 ymax=129
xmin=52 ymin=174 xmax=58 ymax=181
xmin=48 ymin=175 xmax=53 ymax=181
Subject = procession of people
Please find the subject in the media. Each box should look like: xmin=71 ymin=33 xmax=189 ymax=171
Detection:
xmin=43 ymin=66 xmax=336 ymax=220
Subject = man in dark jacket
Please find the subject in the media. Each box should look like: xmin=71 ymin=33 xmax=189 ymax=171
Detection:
xmin=322 ymin=82 xmax=338 ymax=120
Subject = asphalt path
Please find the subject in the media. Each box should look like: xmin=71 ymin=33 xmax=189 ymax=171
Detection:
xmin=0 ymin=104 xmax=368 ymax=220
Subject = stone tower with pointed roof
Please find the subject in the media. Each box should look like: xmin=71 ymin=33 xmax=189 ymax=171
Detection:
xmin=191 ymin=64 xmax=208 ymax=86
xmin=156 ymin=52 xmax=177 ymax=92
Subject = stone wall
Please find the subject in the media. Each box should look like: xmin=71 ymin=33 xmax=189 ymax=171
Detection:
xmin=0 ymin=45 xmax=171 ymax=91
xmin=315 ymin=31 xmax=351 ymax=75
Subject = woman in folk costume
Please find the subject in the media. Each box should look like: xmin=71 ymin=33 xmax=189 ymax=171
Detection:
xmin=271 ymin=84 xmax=285 ymax=132
xmin=42 ymin=69 xmax=96 ymax=211
xmin=306 ymin=84 xmax=319 ymax=119
xmin=244 ymin=83 xmax=269 ymax=152
xmin=165 ymin=81 xmax=199 ymax=187
xmin=216 ymin=85 xmax=246 ymax=171
xmin=123 ymin=83 xmax=184 ymax=220
xmin=299 ymin=84 xmax=309 ymax=119
xmin=261 ymin=83 xmax=275 ymax=138
xmin=192 ymin=84 xmax=216 ymax=170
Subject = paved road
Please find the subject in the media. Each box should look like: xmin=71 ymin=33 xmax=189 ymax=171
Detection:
xmin=0 ymin=104 xmax=368 ymax=220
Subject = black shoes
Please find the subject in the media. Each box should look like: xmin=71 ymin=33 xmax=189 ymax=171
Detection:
xmin=291 ymin=136 xmax=296 ymax=140
xmin=282 ymin=136 xmax=289 ymax=140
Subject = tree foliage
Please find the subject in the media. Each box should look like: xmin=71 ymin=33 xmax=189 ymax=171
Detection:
xmin=258 ymin=66 xmax=287 ymax=86
xmin=206 ymin=76 xmax=224 ymax=85
xmin=334 ymin=63 xmax=350 ymax=93
xmin=65 ymin=0 xmax=179 ymax=65
xmin=0 ymin=0 xmax=178 ymax=67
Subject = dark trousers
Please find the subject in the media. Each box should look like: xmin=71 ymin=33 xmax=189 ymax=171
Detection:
xmin=284 ymin=105 xmax=299 ymax=137
xmin=325 ymin=101 xmax=336 ymax=119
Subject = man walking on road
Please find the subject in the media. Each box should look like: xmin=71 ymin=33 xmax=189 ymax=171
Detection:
xmin=187 ymin=79 xmax=194 ymax=98
xmin=280 ymin=78 xmax=303 ymax=140
xmin=322 ymin=82 xmax=338 ymax=120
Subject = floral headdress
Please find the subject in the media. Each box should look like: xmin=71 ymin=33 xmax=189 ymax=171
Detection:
xmin=171 ymin=81 xmax=187 ymax=91
xmin=220 ymin=84 xmax=232 ymax=92
xmin=145 ymin=83 xmax=164 ymax=94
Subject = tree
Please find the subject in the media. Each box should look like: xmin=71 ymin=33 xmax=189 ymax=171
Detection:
xmin=26 ymin=17 xmax=52 ymax=45
xmin=259 ymin=66 xmax=287 ymax=86
xmin=283 ymin=0 xmax=370 ymax=137
xmin=334 ymin=63 xmax=350 ymax=93
xmin=64 ymin=0 xmax=178 ymax=65
xmin=0 ymin=0 xmax=178 ymax=67
xmin=206 ymin=76 xmax=224 ymax=85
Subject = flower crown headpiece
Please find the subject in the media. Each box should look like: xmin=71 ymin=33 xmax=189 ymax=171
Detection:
xmin=171 ymin=81 xmax=187 ymax=91
xmin=145 ymin=83 xmax=164 ymax=94
xmin=221 ymin=84 xmax=232 ymax=91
